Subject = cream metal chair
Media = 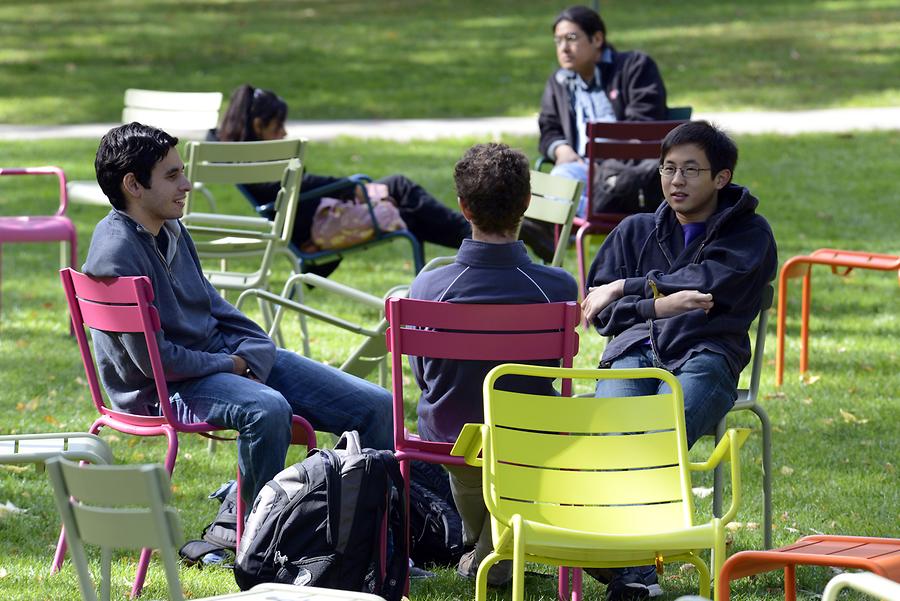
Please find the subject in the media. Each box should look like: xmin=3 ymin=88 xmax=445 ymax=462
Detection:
xmin=822 ymin=572 xmax=900 ymax=601
xmin=67 ymin=89 xmax=222 ymax=207
xmin=526 ymin=170 xmax=582 ymax=268
xmin=47 ymin=457 xmax=381 ymax=601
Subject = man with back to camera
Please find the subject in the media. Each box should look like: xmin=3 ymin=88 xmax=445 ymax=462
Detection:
xmin=409 ymin=143 xmax=578 ymax=586
xmin=582 ymin=121 xmax=777 ymax=600
xmin=83 ymin=122 xmax=393 ymax=507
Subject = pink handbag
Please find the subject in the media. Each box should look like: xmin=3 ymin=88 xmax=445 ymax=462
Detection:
xmin=311 ymin=196 xmax=406 ymax=250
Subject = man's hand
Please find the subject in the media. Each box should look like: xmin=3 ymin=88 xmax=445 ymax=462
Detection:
xmin=581 ymin=280 xmax=625 ymax=323
xmin=553 ymin=144 xmax=583 ymax=165
xmin=654 ymin=290 xmax=713 ymax=318
xmin=230 ymin=354 xmax=249 ymax=376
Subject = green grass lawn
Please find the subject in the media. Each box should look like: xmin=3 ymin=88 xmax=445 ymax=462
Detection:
xmin=0 ymin=131 xmax=898 ymax=600
xmin=1 ymin=0 xmax=899 ymax=125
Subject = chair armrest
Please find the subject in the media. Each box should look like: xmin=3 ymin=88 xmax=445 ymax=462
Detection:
xmin=689 ymin=427 xmax=750 ymax=524
xmin=450 ymin=423 xmax=484 ymax=467
xmin=534 ymin=157 xmax=555 ymax=172
xmin=298 ymin=173 xmax=373 ymax=202
xmin=282 ymin=273 xmax=386 ymax=310
xmin=182 ymin=212 xmax=273 ymax=230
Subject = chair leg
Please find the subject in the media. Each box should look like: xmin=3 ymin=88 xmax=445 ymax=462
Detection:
xmin=784 ymin=564 xmax=797 ymax=601
xmin=750 ymin=403 xmax=774 ymax=549
xmin=558 ymin=566 xmax=569 ymax=601
xmin=575 ymin=228 xmax=588 ymax=305
xmin=799 ymin=271 xmax=812 ymax=377
xmin=571 ymin=567 xmax=582 ymax=601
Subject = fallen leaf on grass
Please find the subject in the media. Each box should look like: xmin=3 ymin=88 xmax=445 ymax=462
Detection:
xmin=679 ymin=563 xmax=695 ymax=574
xmin=885 ymin=463 xmax=894 ymax=473
xmin=802 ymin=397 xmax=813 ymax=405
xmin=0 ymin=501 xmax=26 ymax=517
xmin=692 ymin=486 xmax=714 ymax=498
xmin=0 ymin=567 xmax=7 ymax=578
xmin=839 ymin=409 xmax=868 ymax=424
xmin=780 ymin=465 xmax=795 ymax=476
xmin=0 ymin=465 xmax=29 ymax=474
xmin=800 ymin=373 xmax=820 ymax=385
xmin=765 ymin=391 xmax=787 ymax=400
xmin=42 ymin=415 xmax=59 ymax=426
xmin=785 ymin=526 xmax=800 ymax=534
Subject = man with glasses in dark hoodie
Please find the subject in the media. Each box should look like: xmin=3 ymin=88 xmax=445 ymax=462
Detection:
xmin=582 ymin=121 xmax=777 ymax=600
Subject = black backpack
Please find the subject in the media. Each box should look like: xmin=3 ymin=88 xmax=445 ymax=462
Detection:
xmin=179 ymin=480 xmax=238 ymax=565
xmin=234 ymin=431 xmax=408 ymax=601
xmin=590 ymin=158 xmax=664 ymax=214
xmin=408 ymin=460 xmax=464 ymax=567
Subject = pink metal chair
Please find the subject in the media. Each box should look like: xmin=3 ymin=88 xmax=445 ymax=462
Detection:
xmin=384 ymin=297 xmax=580 ymax=591
xmin=0 ymin=166 xmax=77 ymax=326
xmin=573 ymin=120 xmax=686 ymax=299
xmin=58 ymin=267 xmax=316 ymax=598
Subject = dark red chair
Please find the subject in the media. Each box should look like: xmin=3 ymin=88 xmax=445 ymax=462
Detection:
xmin=574 ymin=120 xmax=686 ymax=296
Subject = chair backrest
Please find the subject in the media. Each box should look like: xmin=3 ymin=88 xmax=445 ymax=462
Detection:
xmin=121 ymin=88 xmax=222 ymax=133
xmin=46 ymin=457 xmax=185 ymax=601
xmin=482 ymin=365 xmax=694 ymax=536
xmin=60 ymin=269 xmax=170 ymax=418
xmin=585 ymin=119 xmax=686 ymax=219
xmin=385 ymin=297 xmax=580 ymax=452
xmin=183 ymin=138 xmax=305 ymax=215
xmin=526 ymin=170 xmax=582 ymax=267
xmin=667 ymin=106 xmax=693 ymax=120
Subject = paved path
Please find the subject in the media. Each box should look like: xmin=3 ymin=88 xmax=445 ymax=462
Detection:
xmin=1 ymin=107 xmax=898 ymax=142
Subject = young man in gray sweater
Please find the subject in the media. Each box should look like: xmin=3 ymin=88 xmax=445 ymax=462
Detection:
xmin=83 ymin=122 xmax=392 ymax=505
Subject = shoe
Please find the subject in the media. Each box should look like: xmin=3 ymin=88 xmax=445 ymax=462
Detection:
xmin=518 ymin=217 xmax=556 ymax=264
xmin=605 ymin=566 xmax=657 ymax=601
xmin=633 ymin=564 xmax=662 ymax=597
xmin=456 ymin=548 xmax=512 ymax=587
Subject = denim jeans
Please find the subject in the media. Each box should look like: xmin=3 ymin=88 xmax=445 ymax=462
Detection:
xmin=594 ymin=347 xmax=737 ymax=448
xmin=168 ymin=348 xmax=393 ymax=503
xmin=549 ymin=160 xmax=590 ymax=217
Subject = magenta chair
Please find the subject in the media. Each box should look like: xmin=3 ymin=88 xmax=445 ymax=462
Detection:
xmin=0 ymin=166 xmax=77 ymax=327
xmin=58 ymin=268 xmax=316 ymax=598
xmin=384 ymin=297 xmax=580 ymax=591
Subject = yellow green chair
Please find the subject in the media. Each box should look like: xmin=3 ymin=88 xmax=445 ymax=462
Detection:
xmin=451 ymin=364 xmax=750 ymax=601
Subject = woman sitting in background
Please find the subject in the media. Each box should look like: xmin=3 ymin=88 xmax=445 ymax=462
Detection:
xmin=210 ymin=84 xmax=472 ymax=274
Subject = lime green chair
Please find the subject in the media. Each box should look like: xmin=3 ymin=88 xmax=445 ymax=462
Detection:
xmin=181 ymin=139 xmax=305 ymax=306
xmin=451 ymin=364 xmax=750 ymax=601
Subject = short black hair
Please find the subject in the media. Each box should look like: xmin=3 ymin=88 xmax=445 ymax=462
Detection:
xmin=454 ymin=143 xmax=530 ymax=235
xmin=660 ymin=120 xmax=738 ymax=181
xmin=95 ymin=122 xmax=179 ymax=210
xmin=553 ymin=5 xmax=607 ymax=46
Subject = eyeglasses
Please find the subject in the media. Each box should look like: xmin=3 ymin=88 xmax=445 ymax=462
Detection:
xmin=658 ymin=165 xmax=712 ymax=179
xmin=553 ymin=32 xmax=583 ymax=47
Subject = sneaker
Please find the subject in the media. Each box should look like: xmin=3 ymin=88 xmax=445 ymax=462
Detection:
xmin=606 ymin=566 xmax=655 ymax=601
xmin=456 ymin=548 xmax=512 ymax=587
xmin=633 ymin=564 xmax=663 ymax=597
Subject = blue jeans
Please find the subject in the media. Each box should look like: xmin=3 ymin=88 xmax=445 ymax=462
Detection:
xmin=594 ymin=347 xmax=737 ymax=448
xmin=168 ymin=348 xmax=393 ymax=502
xmin=549 ymin=160 xmax=589 ymax=217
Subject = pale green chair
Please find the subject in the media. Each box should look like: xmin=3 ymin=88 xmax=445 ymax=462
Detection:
xmin=452 ymin=364 xmax=750 ymax=601
xmin=181 ymin=139 xmax=305 ymax=306
xmin=0 ymin=432 xmax=112 ymax=469
xmin=822 ymin=572 xmax=900 ymax=601
xmin=46 ymin=457 xmax=358 ymax=601
xmin=524 ymin=170 xmax=582 ymax=268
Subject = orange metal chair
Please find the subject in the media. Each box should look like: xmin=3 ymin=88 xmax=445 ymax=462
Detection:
xmin=717 ymin=534 xmax=900 ymax=601
xmin=0 ymin=166 xmax=77 ymax=327
xmin=775 ymin=248 xmax=900 ymax=385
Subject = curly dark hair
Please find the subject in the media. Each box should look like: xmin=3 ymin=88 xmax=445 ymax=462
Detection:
xmin=94 ymin=122 xmax=179 ymax=210
xmin=453 ymin=143 xmax=530 ymax=235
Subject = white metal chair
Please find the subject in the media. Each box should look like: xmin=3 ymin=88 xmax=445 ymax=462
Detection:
xmin=67 ymin=89 xmax=222 ymax=207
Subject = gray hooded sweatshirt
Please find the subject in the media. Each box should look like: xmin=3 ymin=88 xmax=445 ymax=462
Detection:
xmin=83 ymin=210 xmax=276 ymax=415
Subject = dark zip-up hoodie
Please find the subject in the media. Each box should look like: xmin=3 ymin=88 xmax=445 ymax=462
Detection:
xmin=83 ymin=210 xmax=276 ymax=415
xmin=587 ymin=183 xmax=777 ymax=377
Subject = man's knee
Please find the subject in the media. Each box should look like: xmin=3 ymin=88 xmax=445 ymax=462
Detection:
xmin=245 ymin=387 xmax=293 ymax=434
